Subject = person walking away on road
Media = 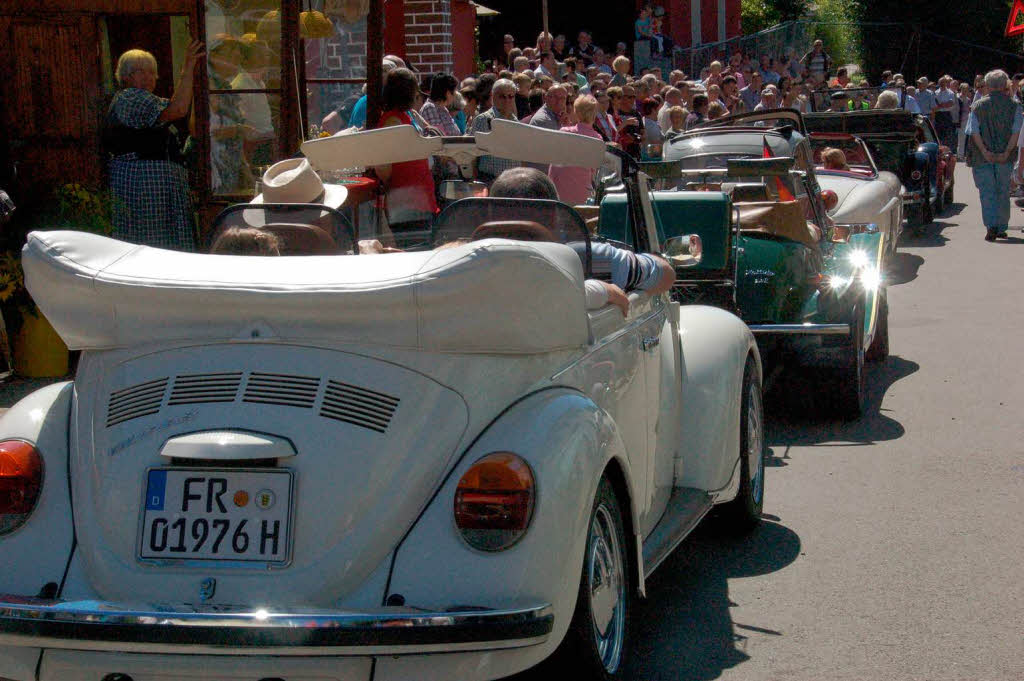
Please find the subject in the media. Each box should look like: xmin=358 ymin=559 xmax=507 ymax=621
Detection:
xmin=965 ymin=70 xmax=1022 ymax=240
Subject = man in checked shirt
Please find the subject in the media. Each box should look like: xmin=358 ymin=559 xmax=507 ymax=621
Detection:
xmin=419 ymin=72 xmax=461 ymax=136
xmin=471 ymin=78 xmax=521 ymax=182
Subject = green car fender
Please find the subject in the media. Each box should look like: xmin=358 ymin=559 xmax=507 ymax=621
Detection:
xmin=735 ymin=235 xmax=817 ymax=323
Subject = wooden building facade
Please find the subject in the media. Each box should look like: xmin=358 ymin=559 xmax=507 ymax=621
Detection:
xmin=0 ymin=0 xmax=391 ymax=238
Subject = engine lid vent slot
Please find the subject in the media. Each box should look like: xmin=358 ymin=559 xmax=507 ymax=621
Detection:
xmin=243 ymin=372 xmax=320 ymax=408
xmin=106 ymin=378 xmax=168 ymax=427
xmin=320 ymin=380 xmax=400 ymax=433
xmin=168 ymin=372 xmax=243 ymax=405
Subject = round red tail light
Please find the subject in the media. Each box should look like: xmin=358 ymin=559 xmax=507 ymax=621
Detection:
xmin=454 ymin=452 xmax=534 ymax=551
xmin=0 ymin=440 xmax=44 ymax=536
xmin=820 ymin=189 xmax=839 ymax=211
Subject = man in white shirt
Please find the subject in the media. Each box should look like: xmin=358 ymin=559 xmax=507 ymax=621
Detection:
xmin=657 ymin=87 xmax=683 ymax=134
xmin=915 ymin=77 xmax=936 ymax=120
xmin=536 ymin=52 xmax=557 ymax=79
xmin=933 ymin=75 xmax=958 ymax=148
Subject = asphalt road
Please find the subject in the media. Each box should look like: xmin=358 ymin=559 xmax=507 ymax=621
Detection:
xmin=504 ymin=163 xmax=1022 ymax=681
xmin=620 ymin=164 xmax=1024 ymax=681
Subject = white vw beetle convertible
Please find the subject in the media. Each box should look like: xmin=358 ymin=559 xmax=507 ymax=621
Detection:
xmin=0 ymin=121 xmax=764 ymax=681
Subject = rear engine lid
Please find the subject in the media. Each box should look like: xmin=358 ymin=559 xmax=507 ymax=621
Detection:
xmin=69 ymin=344 xmax=468 ymax=608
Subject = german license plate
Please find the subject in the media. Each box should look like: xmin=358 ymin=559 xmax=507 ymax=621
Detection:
xmin=139 ymin=468 xmax=293 ymax=564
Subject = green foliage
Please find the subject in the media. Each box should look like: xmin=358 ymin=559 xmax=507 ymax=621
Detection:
xmin=806 ymin=0 xmax=863 ymax=68
xmin=45 ymin=183 xmax=117 ymax=237
xmin=854 ymin=0 xmax=1024 ymax=80
xmin=741 ymin=0 xmax=808 ymax=34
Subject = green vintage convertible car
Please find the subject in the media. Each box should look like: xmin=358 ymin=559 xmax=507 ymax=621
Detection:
xmin=597 ymin=110 xmax=888 ymax=416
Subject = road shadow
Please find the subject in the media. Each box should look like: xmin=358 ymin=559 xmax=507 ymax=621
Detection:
xmin=902 ymin=218 xmax=953 ymax=247
xmin=886 ymin=252 xmax=925 ymax=286
xmin=939 ymin=202 xmax=967 ymax=218
xmin=764 ymin=355 xmax=919 ymax=451
xmin=995 ymin=235 xmax=1024 ymax=245
xmin=502 ymin=520 xmax=801 ymax=681
xmin=621 ymin=520 xmax=801 ymax=681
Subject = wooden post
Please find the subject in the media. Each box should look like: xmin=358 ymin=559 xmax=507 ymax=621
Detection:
xmin=366 ymin=0 xmax=384 ymax=129
xmin=542 ymin=0 xmax=548 ymax=38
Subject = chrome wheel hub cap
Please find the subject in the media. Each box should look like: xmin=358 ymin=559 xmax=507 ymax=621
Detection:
xmin=588 ymin=504 xmax=626 ymax=673
xmin=748 ymin=384 xmax=764 ymax=504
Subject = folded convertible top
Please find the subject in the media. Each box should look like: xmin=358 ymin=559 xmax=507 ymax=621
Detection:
xmin=23 ymin=231 xmax=589 ymax=354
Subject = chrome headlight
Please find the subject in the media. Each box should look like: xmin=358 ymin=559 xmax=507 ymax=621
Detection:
xmin=833 ymin=223 xmax=879 ymax=241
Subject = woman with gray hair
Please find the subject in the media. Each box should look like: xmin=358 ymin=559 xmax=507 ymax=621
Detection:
xmin=548 ymin=95 xmax=602 ymax=205
xmin=874 ymin=90 xmax=900 ymax=110
xmin=105 ymin=41 xmax=204 ymax=251
xmin=964 ymin=69 xmax=1023 ymax=240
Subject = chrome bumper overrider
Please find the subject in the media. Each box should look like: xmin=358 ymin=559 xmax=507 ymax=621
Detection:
xmin=749 ymin=323 xmax=850 ymax=335
xmin=0 ymin=596 xmax=553 ymax=655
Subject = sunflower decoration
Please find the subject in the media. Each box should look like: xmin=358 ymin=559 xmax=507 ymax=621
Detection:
xmin=300 ymin=9 xmax=335 ymax=39
xmin=255 ymin=9 xmax=281 ymax=45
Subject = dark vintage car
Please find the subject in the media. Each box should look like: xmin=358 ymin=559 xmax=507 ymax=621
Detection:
xmin=804 ymin=109 xmax=956 ymax=228
xmin=599 ymin=109 xmax=889 ymax=416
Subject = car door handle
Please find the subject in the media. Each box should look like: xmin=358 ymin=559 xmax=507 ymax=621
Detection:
xmin=641 ymin=336 xmax=660 ymax=351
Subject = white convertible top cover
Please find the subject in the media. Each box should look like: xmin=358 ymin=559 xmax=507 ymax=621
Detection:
xmin=23 ymin=231 xmax=589 ymax=354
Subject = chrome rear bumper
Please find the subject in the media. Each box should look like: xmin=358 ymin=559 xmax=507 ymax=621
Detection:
xmin=0 ymin=596 xmax=553 ymax=655
xmin=749 ymin=323 xmax=850 ymax=335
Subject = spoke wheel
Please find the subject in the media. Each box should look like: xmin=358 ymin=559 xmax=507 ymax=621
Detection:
xmin=544 ymin=477 xmax=630 ymax=680
xmin=835 ymin=304 xmax=866 ymax=419
xmin=719 ymin=356 xmax=765 ymax=532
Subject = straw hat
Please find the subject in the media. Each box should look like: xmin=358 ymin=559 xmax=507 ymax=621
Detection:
xmin=252 ymin=158 xmax=347 ymax=207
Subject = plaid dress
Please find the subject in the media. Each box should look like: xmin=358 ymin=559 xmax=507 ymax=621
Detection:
xmin=108 ymin=88 xmax=196 ymax=251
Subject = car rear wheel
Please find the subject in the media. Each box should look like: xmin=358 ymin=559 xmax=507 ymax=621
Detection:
xmin=866 ymin=292 xmax=889 ymax=362
xmin=546 ymin=476 xmax=630 ymax=680
xmin=835 ymin=304 xmax=866 ymax=419
xmin=718 ymin=356 xmax=765 ymax=532
xmin=922 ymin=189 xmax=934 ymax=224
xmin=905 ymin=205 xmax=923 ymax=234
xmin=934 ymin=180 xmax=946 ymax=214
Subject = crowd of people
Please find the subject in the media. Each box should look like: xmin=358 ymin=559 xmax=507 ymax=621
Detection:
xmin=330 ymin=32 xmax=1007 ymax=211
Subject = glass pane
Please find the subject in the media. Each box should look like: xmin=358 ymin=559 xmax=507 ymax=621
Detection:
xmin=210 ymin=92 xmax=282 ymax=195
xmin=205 ymin=0 xmax=282 ymax=90
xmin=308 ymin=82 xmax=364 ymax=135
xmin=303 ymin=0 xmax=369 ymax=133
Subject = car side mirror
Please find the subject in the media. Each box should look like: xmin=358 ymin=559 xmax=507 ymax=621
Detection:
xmin=664 ymin=234 xmax=702 ymax=268
xmin=441 ymin=180 xmax=488 ymax=201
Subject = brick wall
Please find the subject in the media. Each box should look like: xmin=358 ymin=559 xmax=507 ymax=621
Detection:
xmin=403 ymin=0 xmax=454 ymax=74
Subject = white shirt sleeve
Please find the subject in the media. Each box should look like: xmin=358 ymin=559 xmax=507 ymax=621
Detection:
xmin=584 ymin=279 xmax=610 ymax=309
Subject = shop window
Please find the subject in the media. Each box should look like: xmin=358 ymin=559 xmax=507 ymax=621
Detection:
xmin=302 ymin=0 xmax=370 ymax=135
xmin=206 ymin=0 xmax=283 ymax=196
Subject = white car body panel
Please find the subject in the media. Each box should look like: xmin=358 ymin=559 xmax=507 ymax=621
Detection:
xmin=1 ymin=125 xmax=762 ymax=680
xmin=818 ymin=169 xmax=903 ymax=251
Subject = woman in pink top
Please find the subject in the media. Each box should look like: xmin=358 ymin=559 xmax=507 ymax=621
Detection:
xmin=549 ymin=95 xmax=603 ymax=206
